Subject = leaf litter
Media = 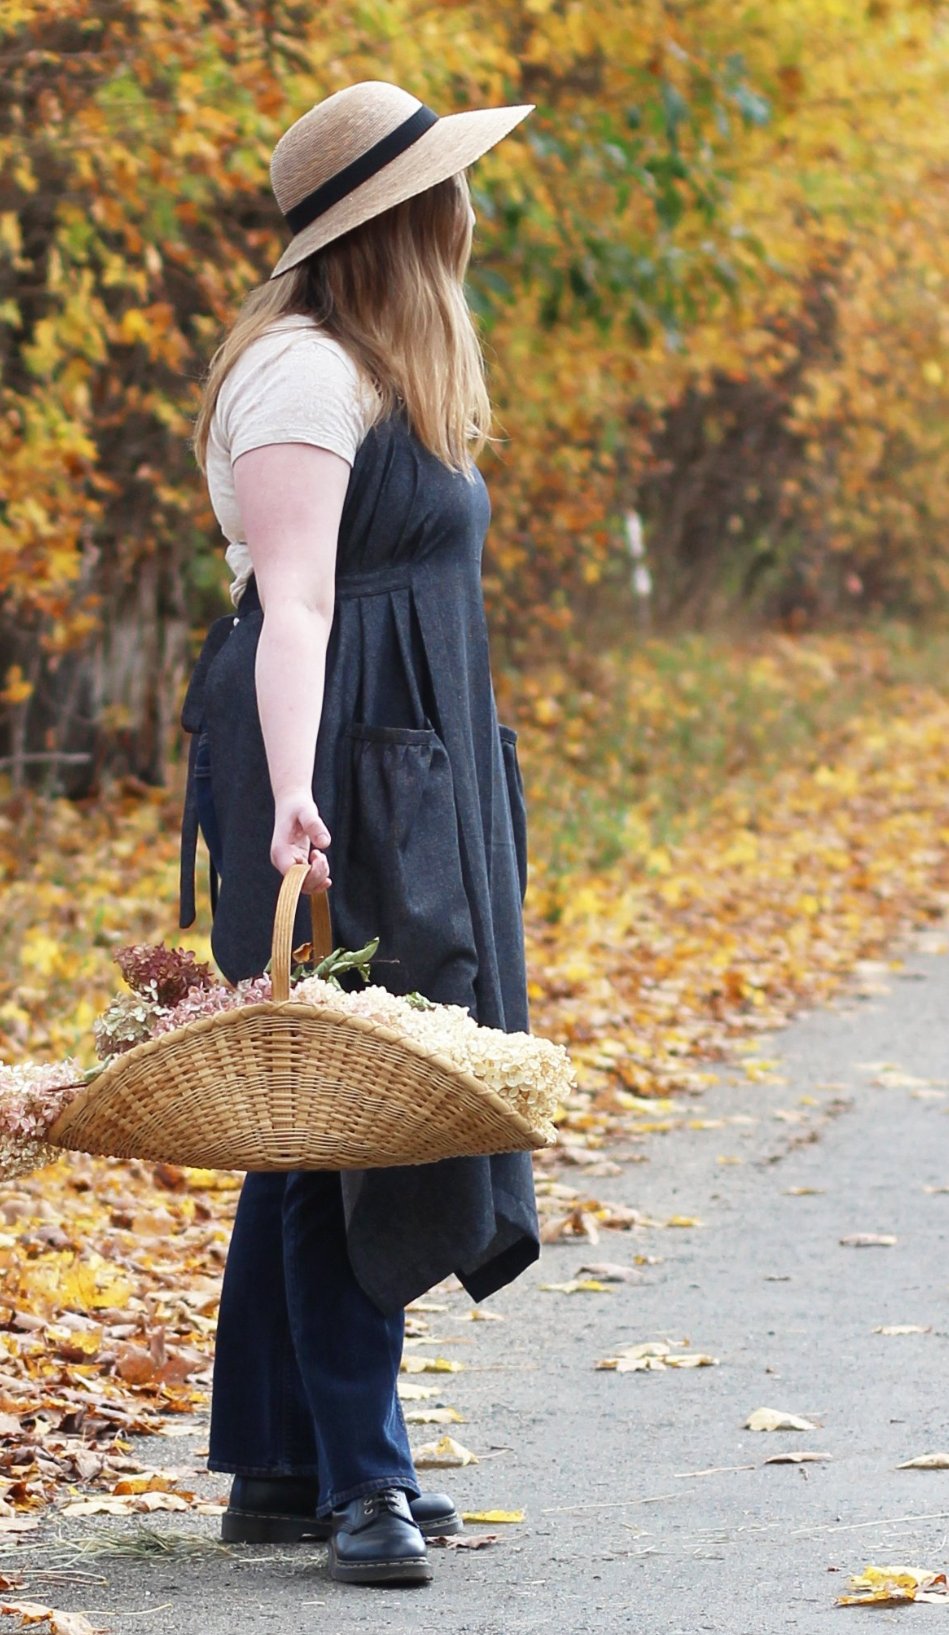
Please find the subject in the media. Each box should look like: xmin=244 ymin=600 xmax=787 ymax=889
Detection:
xmin=5 ymin=639 xmax=949 ymax=1528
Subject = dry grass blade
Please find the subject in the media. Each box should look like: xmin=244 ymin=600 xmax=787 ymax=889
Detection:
xmin=69 ymin=1526 xmax=234 ymax=1560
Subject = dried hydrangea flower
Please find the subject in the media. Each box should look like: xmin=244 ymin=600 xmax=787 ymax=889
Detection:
xmin=289 ymin=974 xmax=570 ymax=1135
xmin=94 ymin=993 xmax=161 ymax=1060
xmin=152 ymin=975 xmax=272 ymax=1037
xmin=115 ymin=944 xmax=213 ymax=1007
xmin=93 ymin=944 xmax=570 ymax=1139
xmin=0 ymin=1059 xmax=84 ymax=1181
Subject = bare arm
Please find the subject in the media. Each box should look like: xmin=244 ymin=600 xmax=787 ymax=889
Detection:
xmin=232 ymin=441 xmax=350 ymax=893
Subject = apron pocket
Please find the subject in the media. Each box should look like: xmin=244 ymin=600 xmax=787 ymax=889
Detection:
xmin=335 ymin=723 xmax=479 ymax=1006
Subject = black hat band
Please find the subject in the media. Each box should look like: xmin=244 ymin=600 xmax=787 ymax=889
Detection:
xmin=284 ymin=104 xmax=440 ymax=236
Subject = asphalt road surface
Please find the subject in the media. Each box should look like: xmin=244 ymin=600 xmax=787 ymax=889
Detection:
xmin=6 ymin=933 xmax=949 ymax=1634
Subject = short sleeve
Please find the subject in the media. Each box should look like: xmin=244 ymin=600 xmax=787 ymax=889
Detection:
xmin=217 ymin=326 xmax=367 ymax=468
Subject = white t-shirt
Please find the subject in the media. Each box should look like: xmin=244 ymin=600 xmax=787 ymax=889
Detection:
xmin=206 ymin=315 xmax=372 ymax=606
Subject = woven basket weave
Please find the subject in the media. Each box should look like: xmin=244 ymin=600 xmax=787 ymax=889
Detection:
xmin=48 ymin=865 xmax=555 ymax=1171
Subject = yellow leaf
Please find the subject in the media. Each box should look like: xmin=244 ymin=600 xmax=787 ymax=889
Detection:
xmin=461 ymin=1510 xmax=525 ymax=1524
xmin=412 ymin=1435 xmax=478 ymax=1469
xmin=400 ymin=1356 xmax=462 ymax=1374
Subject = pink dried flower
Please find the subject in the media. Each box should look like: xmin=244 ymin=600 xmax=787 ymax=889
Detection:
xmin=0 ymin=1059 xmax=84 ymax=1181
xmin=151 ymin=975 xmax=271 ymax=1037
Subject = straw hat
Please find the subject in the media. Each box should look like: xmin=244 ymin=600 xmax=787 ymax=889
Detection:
xmin=269 ymin=81 xmax=534 ymax=278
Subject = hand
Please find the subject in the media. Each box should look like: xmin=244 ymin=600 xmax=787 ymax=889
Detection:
xmin=271 ymin=790 xmax=332 ymax=894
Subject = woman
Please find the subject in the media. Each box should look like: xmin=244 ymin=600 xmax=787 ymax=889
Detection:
xmin=180 ymin=80 xmax=538 ymax=1588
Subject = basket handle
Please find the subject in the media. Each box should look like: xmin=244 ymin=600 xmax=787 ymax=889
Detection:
xmin=271 ymin=863 xmax=334 ymax=1003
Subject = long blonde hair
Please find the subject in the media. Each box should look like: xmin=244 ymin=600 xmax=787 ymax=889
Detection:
xmin=194 ymin=173 xmax=490 ymax=474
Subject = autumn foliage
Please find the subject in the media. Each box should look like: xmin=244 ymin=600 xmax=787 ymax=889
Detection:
xmin=1 ymin=1 xmax=948 ymax=779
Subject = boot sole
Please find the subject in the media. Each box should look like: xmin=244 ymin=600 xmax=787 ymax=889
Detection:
xmin=328 ymin=1542 xmax=432 ymax=1585
xmin=221 ymin=1510 xmax=329 ymax=1544
xmin=222 ymin=1509 xmax=461 ymax=1544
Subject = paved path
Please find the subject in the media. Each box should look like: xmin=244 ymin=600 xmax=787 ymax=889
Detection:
xmin=8 ymin=937 xmax=949 ymax=1633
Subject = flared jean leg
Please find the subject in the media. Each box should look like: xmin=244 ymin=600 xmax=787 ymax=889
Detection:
xmin=208 ymin=1170 xmax=419 ymax=1514
xmin=208 ymin=1172 xmax=320 ymax=1476
xmin=281 ymin=1170 xmax=419 ymax=1515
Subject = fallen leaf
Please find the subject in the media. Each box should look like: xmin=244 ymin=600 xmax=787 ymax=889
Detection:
xmin=784 ymin=1187 xmax=824 ymax=1196
xmin=763 ymin=1451 xmax=832 ymax=1464
xmin=412 ymin=1435 xmax=478 ymax=1470
xmin=577 ymin=1262 xmax=645 ymax=1284
xmin=403 ymin=1408 xmax=464 ymax=1426
xmin=598 ymin=1341 xmax=718 ymax=1372
xmin=1 ymin=1607 xmax=105 ymax=1634
xmin=665 ymin=1216 xmax=703 ymax=1228
xmin=461 ymin=1509 xmax=524 ymax=1524
xmin=872 ymin=1068 xmax=934 ymax=1090
xmin=837 ymin=1564 xmax=949 ymax=1605
xmin=744 ymin=1408 xmax=818 ymax=1432
xmin=539 ymin=1280 xmax=612 ymax=1294
xmin=540 ymin=1209 xmax=601 ymax=1244
xmin=839 ymin=1233 xmax=897 ymax=1247
xmin=114 ymin=1344 xmax=156 ymax=1385
xmin=50 ymin=1615 xmax=106 ymax=1635
xmin=596 ymin=1205 xmax=658 ymax=1230
xmin=874 ymin=1324 xmax=931 ymax=1336
xmin=428 ymin=1532 xmax=499 ymax=1550
xmin=61 ymin=1492 xmax=191 ymax=1515
xmin=397 ymin=1382 xmax=440 ymax=1400
xmin=111 ymin=1472 xmax=183 ymax=1495
xmin=898 ymin=1453 xmax=949 ymax=1469
xmin=459 ymin=1310 xmax=505 ymax=1323
xmin=399 ymin=1357 xmax=462 ymax=1375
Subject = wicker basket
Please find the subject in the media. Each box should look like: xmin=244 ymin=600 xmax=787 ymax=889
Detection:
xmin=48 ymin=865 xmax=556 ymax=1171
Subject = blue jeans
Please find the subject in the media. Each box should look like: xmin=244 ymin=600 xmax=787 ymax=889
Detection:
xmin=195 ymin=736 xmax=419 ymax=1514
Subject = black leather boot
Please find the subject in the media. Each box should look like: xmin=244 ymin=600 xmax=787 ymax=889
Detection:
xmin=328 ymin=1487 xmax=431 ymax=1585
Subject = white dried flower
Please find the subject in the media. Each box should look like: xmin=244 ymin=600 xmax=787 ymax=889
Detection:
xmin=289 ymin=975 xmax=571 ymax=1135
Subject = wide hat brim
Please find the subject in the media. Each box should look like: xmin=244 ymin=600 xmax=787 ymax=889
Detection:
xmin=270 ymin=103 xmax=533 ymax=279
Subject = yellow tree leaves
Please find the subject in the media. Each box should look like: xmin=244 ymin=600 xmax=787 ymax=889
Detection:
xmin=0 ymin=0 xmax=791 ymax=774
xmin=2 ymin=0 xmax=949 ymax=747
xmin=633 ymin=0 xmax=949 ymax=620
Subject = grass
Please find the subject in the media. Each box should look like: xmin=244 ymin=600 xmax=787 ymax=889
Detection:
xmin=498 ymin=622 xmax=949 ymax=890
